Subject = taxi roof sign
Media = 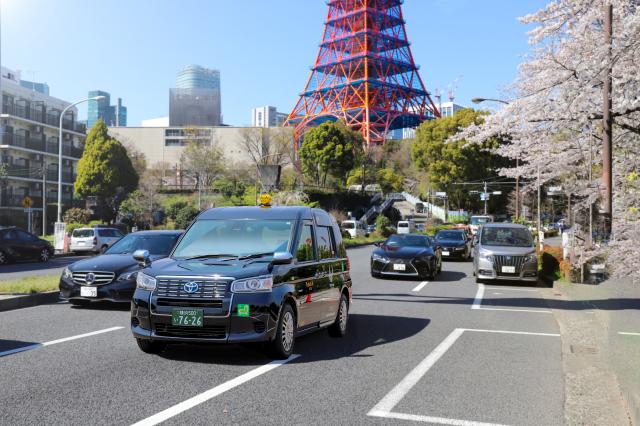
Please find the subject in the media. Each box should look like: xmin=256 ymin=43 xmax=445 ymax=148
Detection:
xmin=259 ymin=194 xmax=273 ymax=208
xmin=21 ymin=196 xmax=33 ymax=209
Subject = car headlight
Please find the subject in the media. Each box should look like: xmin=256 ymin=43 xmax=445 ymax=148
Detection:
xmin=62 ymin=267 xmax=73 ymax=280
xmin=372 ymin=253 xmax=389 ymax=262
xmin=118 ymin=271 xmax=138 ymax=282
xmin=525 ymin=253 xmax=538 ymax=263
xmin=479 ymin=250 xmax=494 ymax=262
xmin=231 ymin=276 xmax=273 ymax=293
xmin=136 ymin=272 xmax=157 ymax=291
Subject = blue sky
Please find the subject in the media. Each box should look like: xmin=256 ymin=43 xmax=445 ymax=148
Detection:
xmin=1 ymin=0 xmax=548 ymax=126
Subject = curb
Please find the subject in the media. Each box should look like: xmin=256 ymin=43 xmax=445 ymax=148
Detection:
xmin=0 ymin=291 xmax=61 ymax=313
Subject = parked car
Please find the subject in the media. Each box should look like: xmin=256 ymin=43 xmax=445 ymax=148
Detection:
xmin=70 ymin=227 xmax=124 ymax=254
xmin=59 ymin=230 xmax=183 ymax=305
xmin=434 ymin=229 xmax=472 ymax=260
xmin=0 ymin=227 xmax=54 ymax=264
xmin=397 ymin=220 xmax=416 ymax=234
xmin=131 ymin=206 xmax=351 ymax=359
xmin=472 ymin=223 xmax=538 ymax=284
xmin=469 ymin=215 xmax=494 ymax=235
xmin=341 ymin=219 xmax=368 ymax=239
xmin=370 ymin=233 xmax=442 ymax=280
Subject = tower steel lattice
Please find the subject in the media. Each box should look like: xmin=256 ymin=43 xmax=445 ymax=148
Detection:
xmin=285 ymin=0 xmax=440 ymax=148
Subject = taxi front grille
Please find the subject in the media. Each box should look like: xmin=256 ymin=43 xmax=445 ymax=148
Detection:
xmin=154 ymin=324 xmax=226 ymax=339
xmin=155 ymin=278 xmax=228 ymax=299
xmin=72 ymin=271 xmax=115 ymax=286
xmin=156 ymin=297 xmax=223 ymax=308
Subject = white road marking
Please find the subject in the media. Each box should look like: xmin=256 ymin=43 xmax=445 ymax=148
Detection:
xmin=618 ymin=332 xmax=640 ymax=336
xmin=471 ymin=284 xmax=551 ymax=314
xmin=484 ymin=287 xmax=538 ymax=292
xmin=412 ymin=281 xmax=429 ymax=292
xmin=0 ymin=326 xmax=124 ymax=358
xmin=368 ymin=328 xmax=559 ymax=424
xmin=131 ymin=355 xmax=301 ymax=426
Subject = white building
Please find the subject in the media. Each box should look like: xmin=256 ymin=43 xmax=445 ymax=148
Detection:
xmin=1 ymin=67 xmax=87 ymax=233
xmin=439 ymin=101 xmax=465 ymax=118
xmin=251 ymin=106 xmax=288 ymax=128
xmin=141 ymin=116 xmax=170 ymax=127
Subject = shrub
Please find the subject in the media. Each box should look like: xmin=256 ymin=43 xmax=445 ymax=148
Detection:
xmin=63 ymin=208 xmax=92 ymax=224
xmin=166 ymin=200 xmax=190 ymax=220
xmin=66 ymin=223 xmax=86 ymax=234
xmin=376 ymin=215 xmax=393 ymax=237
xmin=174 ymin=205 xmax=200 ymax=230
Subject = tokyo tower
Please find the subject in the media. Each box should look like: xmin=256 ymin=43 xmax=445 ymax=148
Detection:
xmin=285 ymin=0 xmax=440 ymax=148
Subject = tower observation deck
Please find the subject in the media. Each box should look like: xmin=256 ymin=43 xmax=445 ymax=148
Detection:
xmin=285 ymin=0 xmax=440 ymax=147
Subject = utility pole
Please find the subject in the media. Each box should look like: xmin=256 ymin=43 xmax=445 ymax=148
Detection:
xmin=515 ymin=157 xmax=520 ymax=219
xmin=537 ymin=166 xmax=542 ymax=235
xmin=42 ymin=166 xmax=46 ymax=237
xmin=602 ymin=2 xmax=613 ymax=237
xmin=483 ymin=181 xmax=488 ymax=215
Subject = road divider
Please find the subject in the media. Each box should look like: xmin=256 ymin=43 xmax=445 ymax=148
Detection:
xmin=130 ymin=354 xmax=301 ymax=426
xmin=0 ymin=326 xmax=124 ymax=357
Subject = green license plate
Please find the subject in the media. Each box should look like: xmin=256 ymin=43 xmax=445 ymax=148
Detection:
xmin=171 ymin=309 xmax=204 ymax=327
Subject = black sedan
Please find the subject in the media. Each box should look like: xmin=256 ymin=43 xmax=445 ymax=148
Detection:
xmin=370 ymin=234 xmax=442 ymax=280
xmin=59 ymin=230 xmax=182 ymax=305
xmin=434 ymin=229 xmax=472 ymax=261
xmin=0 ymin=227 xmax=54 ymax=265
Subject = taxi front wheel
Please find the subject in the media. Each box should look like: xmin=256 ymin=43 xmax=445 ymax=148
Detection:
xmin=328 ymin=294 xmax=349 ymax=338
xmin=136 ymin=338 xmax=167 ymax=354
xmin=266 ymin=304 xmax=296 ymax=359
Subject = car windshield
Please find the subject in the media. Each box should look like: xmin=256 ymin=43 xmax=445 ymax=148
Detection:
xmin=105 ymin=234 xmax=180 ymax=255
xmin=385 ymin=234 xmax=430 ymax=247
xmin=72 ymin=229 xmax=94 ymax=238
xmin=481 ymin=227 xmax=533 ymax=247
xmin=172 ymin=219 xmax=293 ymax=260
xmin=436 ymin=231 xmax=464 ymax=241
xmin=342 ymin=222 xmax=355 ymax=229
xmin=398 ymin=223 xmax=409 ymax=228
xmin=470 ymin=217 xmax=492 ymax=225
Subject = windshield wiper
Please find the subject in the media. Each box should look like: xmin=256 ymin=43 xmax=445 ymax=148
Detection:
xmin=237 ymin=252 xmax=274 ymax=261
xmin=183 ymin=254 xmax=238 ymax=261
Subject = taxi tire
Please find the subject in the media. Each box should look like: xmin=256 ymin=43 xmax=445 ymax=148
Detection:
xmin=136 ymin=338 xmax=167 ymax=354
xmin=328 ymin=294 xmax=349 ymax=338
xmin=266 ymin=304 xmax=296 ymax=359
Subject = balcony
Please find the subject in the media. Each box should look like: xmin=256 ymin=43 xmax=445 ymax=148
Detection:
xmin=2 ymin=101 xmax=86 ymax=135
xmin=2 ymin=133 xmax=84 ymax=159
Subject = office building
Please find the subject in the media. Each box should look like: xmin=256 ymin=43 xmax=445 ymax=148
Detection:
xmin=439 ymin=101 xmax=465 ymax=118
xmin=0 ymin=67 xmax=87 ymax=233
xmin=20 ymin=79 xmax=50 ymax=96
xmin=87 ymin=90 xmax=127 ymax=129
xmin=252 ymin=106 xmax=288 ymax=128
xmin=169 ymin=65 xmax=221 ymax=127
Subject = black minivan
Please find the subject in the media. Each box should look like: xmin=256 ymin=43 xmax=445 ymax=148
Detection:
xmin=131 ymin=206 xmax=352 ymax=359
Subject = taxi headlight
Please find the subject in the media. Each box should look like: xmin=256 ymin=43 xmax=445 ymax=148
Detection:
xmin=62 ymin=267 xmax=73 ymax=280
xmin=118 ymin=271 xmax=138 ymax=282
xmin=136 ymin=272 xmax=157 ymax=291
xmin=231 ymin=276 xmax=273 ymax=293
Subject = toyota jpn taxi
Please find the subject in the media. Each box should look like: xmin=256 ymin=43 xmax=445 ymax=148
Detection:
xmin=130 ymin=205 xmax=352 ymax=359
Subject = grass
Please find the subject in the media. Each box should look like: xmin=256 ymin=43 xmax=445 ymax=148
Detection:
xmin=0 ymin=275 xmax=60 ymax=294
xmin=344 ymin=234 xmax=386 ymax=247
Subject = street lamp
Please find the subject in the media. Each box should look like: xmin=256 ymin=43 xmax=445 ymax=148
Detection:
xmin=471 ymin=97 xmax=510 ymax=105
xmin=57 ymin=96 xmax=105 ymax=223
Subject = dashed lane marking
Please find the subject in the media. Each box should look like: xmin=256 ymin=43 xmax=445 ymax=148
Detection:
xmin=618 ymin=332 xmax=640 ymax=336
xmin=131 ymin=354 xmax=301 ymax=426
xmin=472 ymin=284 xmax=551 ymax=314
xmin=0 ymin=326 xmax=124 ymax=357
xmin=368 ymin=328 xmax=559 ymax=425
xmin=412 ymin=281 xmax=429 ymax=292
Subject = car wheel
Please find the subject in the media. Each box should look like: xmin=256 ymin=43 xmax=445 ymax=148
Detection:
xmin=100 ymin=245 xmax=108 ymax=253
xmin=136 ymin=338 xmax=167 ymax=354
xmin=0 ymin=250 xmax=7 ymax=265
xmin=266 ymin=304 xmax=296 ymax=359
xmin=39 ymin=248 xmax=50 ymax=263
xmin=328 ymin=294 xmax=349 ymax=338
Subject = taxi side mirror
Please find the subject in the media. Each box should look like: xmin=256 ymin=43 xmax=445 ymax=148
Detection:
xmin=272 ymin=252 xmax=294 ymax=265
xmin=133 ymin=249 xmax=151 ymax=267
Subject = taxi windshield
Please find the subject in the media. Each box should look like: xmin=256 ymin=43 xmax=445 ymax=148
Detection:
xmin=172 ymin=219 xmax=293 ymax=260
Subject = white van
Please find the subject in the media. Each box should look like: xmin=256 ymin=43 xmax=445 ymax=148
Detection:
xmin=397 ymin=220 xmax=416 ymax=234
xmin=469 ymin=215 xmax=494 ymax=235
xmin=341 ymin=220 xmax=368 ymax=239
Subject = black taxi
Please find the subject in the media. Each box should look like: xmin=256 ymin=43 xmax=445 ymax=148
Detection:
xmin=130 ymin=205 xmax=352 ymax=359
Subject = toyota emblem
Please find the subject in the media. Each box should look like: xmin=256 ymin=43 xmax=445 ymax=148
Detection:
xmin=86 ymin=273 xmax=96 ymax=285
xmin=183 ymin=281 xmax=199 ymax=294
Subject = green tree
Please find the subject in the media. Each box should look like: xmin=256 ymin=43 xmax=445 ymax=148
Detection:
xmin=180 ymin=130 xmax=225 ymax=189
xmin=376 ymin=215 xmax=392 ymax=237
xmin=410 ymin=109 xmax=510 ymax=211
xmin=174 ymin=205 xmax=199 ymax=230
xmin=299 ymin=121 xmax=363 ymax=187
xmin=75 ymin=120 xmax=139 ymax=222
xmin=376 ymin=168 xmax=404 ymax=194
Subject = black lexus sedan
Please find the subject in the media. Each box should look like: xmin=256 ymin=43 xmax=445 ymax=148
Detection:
xmin=370 ymin=234 xmax=442 ymax=280
xmin=59 ymin=230 xmax=182 ymax=305
xmin=130 ymin=206 xmax=351 ymax=359
xmin=434 ymin=229 xmax=472 ymax=261
xmin=0 ymin=227 xmax=54 ymax=265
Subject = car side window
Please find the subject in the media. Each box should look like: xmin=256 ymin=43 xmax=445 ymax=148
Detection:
xmin=295 ymin=224 xmax=315 ymax=262
xmin=16 ymin=230 xmax=37 ymax=242
xmin=4 ymin=230 xmax=18 ymax=240
xmin=316 ymin=226 xmax=336 ymax=260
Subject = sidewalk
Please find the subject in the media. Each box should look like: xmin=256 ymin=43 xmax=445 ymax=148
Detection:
xmin=542 ymin=276 xmax=639 ymax=425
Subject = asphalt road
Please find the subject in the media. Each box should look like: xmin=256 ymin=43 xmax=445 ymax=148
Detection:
xmin=0 ymin=247 xmax=565 ymax=425
xmin=0 ymin=255 xmax=92 ymax=281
